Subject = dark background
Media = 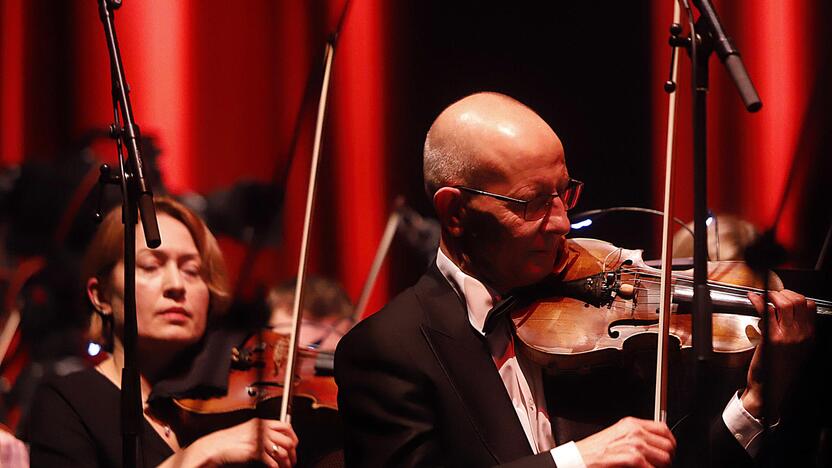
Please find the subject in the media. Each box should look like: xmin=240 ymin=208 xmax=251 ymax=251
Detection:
xmin=0 ymin=0 xmax=828 ymax=310
xmin=386 ymin=2 xmax=656 ymax=289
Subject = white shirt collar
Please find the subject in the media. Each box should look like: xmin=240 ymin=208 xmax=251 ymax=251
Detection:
xmin=436 ymin=248 xmax=499 ymax=335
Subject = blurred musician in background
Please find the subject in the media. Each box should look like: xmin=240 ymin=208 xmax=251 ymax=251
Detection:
xmin=334 ymin=92 xmax=816 ymax=467
xmin=23 ymin=197 xmax=297 ymax=467
xmin=673 ymin=213 xmax=760 ymax=262
xmin=268 ymin=275 xmax=355 ymax=352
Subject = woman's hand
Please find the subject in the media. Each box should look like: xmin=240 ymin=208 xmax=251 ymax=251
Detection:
xmin=0 ymin=428 xmax=29 ymax=468
xmin=162 ymin=418 xmax=298 ymax=467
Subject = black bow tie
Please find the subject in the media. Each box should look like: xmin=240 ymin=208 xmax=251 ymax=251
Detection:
xmin=482 ymin=294 xmax=519 ymax=335
xmin=481 ymin=277 xmax=562 ymax=335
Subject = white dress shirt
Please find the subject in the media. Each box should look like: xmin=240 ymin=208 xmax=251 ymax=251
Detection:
xmin=435 ymin=249 xmax=765 ymax=467
xmin=436 ymin=249 xmax=585 ymax=467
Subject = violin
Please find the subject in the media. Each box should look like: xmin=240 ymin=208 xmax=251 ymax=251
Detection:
xmin=170 ymin=330 xmax=342 ymax=464
xmin=174 ymin=330 xmax=337 ymax=415
xmin=512 ymin=238 xmax=831 ymax=371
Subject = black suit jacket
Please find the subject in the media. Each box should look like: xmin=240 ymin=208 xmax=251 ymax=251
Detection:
xmin=335 ymin=264 xmax=753 ymax=467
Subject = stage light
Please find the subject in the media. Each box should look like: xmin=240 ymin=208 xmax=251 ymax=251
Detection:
xmin=87 ymin=342 xmax=102 ymax=357
xmin=571 ymin=219 xmax=593 ymax=230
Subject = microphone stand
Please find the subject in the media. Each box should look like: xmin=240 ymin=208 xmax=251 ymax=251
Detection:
xmin=687 ymin=12 xmax=716 ymax=463
xmin=95 ymin=1 xmax=160 ymax=467
xmin=672 ymin=0 xmax=763 ymax=463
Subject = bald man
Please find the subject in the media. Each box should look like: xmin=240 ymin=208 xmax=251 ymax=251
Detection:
xmin=334 ymin=93 xmax=815 ymax=467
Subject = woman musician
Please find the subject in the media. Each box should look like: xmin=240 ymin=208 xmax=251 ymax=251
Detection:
xmin=25 ymin=197 xmax=298 ymax=467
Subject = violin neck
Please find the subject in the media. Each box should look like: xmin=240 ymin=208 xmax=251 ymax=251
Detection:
xmin=669 ymin=282 xmax=832 ymax=316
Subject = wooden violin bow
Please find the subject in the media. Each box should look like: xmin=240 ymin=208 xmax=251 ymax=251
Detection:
xmin=280 ymin=40 xmax=336 ymax=423
xmin=654 ymin=0 xmax=683 ymax=424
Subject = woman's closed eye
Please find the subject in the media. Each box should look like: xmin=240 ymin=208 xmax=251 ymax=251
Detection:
xmin=137 ymin=260 xmax=161 ymax=272
xmin=181 ymin=261 xmax=202 ymax=278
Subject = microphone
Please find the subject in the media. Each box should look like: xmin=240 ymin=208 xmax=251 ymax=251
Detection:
xmin=691 ymin=0 xmax=762 ymax=112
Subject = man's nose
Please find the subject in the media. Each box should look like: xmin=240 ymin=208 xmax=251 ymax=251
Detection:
xmin=541 ymin=200 xmax=570 ymax=235
xmin=162 ymin=264 xmax=186 ymax=300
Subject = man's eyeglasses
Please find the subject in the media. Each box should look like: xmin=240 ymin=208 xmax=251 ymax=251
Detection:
xmin=453 ymin=178 xmax=584 ymax=221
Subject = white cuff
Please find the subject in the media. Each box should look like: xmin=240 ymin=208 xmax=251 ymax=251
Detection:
xmin=550 ymin=441 xmax=586 ymax=468
xmin=722 ymin=391 xmax=768 ymax=456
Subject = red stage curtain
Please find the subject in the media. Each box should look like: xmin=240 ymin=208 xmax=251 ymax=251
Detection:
xmin=0 ymin=0 xmax=24 ymax=166
xmin=0 ymin=0 xmax=391 ymax=314
xmin=651 ymin=0 xmax=821 ymax=262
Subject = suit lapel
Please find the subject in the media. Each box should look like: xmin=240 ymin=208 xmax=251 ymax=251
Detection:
xmin=414 ymin=265 xmax=534 ymax=463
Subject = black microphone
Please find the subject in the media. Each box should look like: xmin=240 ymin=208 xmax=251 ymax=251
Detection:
xmin=692 ymin=0 xmax=762 ymax=112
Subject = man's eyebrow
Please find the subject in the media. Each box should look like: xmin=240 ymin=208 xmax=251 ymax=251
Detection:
xmin=510 ymin=183 xmax=554 ymax=198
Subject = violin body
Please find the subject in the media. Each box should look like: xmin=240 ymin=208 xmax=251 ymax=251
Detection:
xmin=175 ymin=331 xmax=337 ymax=414
xmin=172 ymin=330 xmax=341 ymax=466
xmin=513 ymin=238 xmax=783 ymax=371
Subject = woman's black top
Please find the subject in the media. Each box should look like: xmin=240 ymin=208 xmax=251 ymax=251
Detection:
xmin=26 ymin=368 xmax=174 ymax=468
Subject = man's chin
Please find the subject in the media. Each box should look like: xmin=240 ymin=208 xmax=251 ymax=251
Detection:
xmin=530 ymin=250 xmax=557 ymax=267
xmin=506 ymin=268 xmax=552 ymax=290
xmin=517 ymin=255 xmax=556 ymax=283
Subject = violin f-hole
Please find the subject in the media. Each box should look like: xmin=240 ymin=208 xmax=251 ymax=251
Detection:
xmin=608 ymin=318 xmax=660 ymax=339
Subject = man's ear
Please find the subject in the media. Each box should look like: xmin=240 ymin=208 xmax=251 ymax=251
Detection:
xmin=433 ymin=187 xmax=465 ymax=237
xmin=87 ymin=277 xmax=111 ymax=316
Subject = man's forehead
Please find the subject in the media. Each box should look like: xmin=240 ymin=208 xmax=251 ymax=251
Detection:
xmin=469 ymin=147 xmax=566 ymax=191
xmin=472 ymin=122 xmax=563 ymax=164
xmin=456 ymin=108 xmax=523 ymax=138
xmin=424 ymin=92 xmax=567 ymax=191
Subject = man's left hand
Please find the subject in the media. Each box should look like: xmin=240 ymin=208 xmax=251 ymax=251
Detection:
xmin=742 ymin=289 xmax=815 ymax=419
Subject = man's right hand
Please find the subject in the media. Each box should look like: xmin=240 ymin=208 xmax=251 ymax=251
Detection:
xmin=574 ymin=417 xmax=676 ymax=467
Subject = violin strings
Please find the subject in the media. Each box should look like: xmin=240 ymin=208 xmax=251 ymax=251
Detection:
xmin=573 ymin=266 xmax=831 ymax=309
xmin=621 ymin=268 xmax=832 ymax=307
xmin=619 ymin=266 xmax=764 ymax=292
xmin=617 ymin=270 xmax=765 ymax=298
xmin=626 ymin=280 xmax=831 ymax=308
xmin=617 ymin=270 xmax=755 ymax=298
xmin=541 ymin=300 xmax=831 ymax=316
